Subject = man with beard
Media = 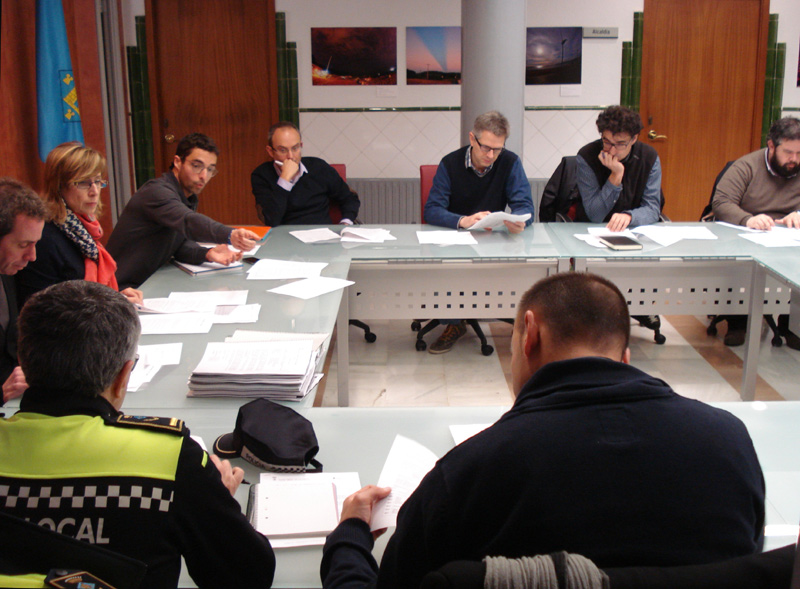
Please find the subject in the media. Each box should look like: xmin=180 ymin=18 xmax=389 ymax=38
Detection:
xmin=108 ymin=133 xmax=259 ymax=288
xmin=712 ymin=117 xmax=800 ymax=347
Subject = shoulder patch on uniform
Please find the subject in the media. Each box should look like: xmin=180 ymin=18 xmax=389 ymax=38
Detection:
xmin=111 ymin=414 xmax=188 ymax=435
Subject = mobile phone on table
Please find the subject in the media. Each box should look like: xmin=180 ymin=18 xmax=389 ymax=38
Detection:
xmin=598 ymin=235 xmax=643 ymax=251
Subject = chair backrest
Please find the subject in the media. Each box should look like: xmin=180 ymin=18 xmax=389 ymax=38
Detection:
xmin=700 ymin=160 xmax=735 ymax=221
xmin=329 ymin=163 xmax=346 ymax=223
xmin=420 ymin=165 xmax=438 ymax=223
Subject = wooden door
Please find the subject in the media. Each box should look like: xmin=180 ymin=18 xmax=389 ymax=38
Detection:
xmin=640 ymin=0 xmax=769 ymax=221
xmin=145 ymin=0 xmax=279 ymax=225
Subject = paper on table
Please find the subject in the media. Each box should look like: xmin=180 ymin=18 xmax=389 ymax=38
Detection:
xmin=340 ymin=227 xmax=397 ymax=243
xmin=416 ymin=231 xmax=478 ymax=246
xmin=172 ymin=259 xmax=244 ymax=275
xmin=190 ymin=435 xmax=208 ymax=453
xmin=739 ymin=232 xmax=800 ymax=247
xmin=168 ymin=290 xmax=249 ymax=306
xmin=631 ymin=225 xmax=718 ymax=247
xmin=209 ymin=304 xmax=261 ymax=324
xmin=227 ymin=330 xmax=329 ymax=351
xmin=126 ymin=363 xmax=161 ymax=392
xmin=137 ymin=343 xmax=183 ymax=366
xmin=246 ymin=258 xmax=328 ymax=280
xmin=268 ymin=277 xmax=354 ymax=300
xmin=371 ymin=435 xmax=439 ymax=531
xmin=139 ymin=313 xmax=214 ymax=335
xmin=468 ymin=212 xmax=531 ymax=231
xmin=449 ymin=423 xmax=492 ymax=446
xmin=253 ymin=477 xmax=338 ymax=538
xmin=290 ymin=228 xmax=341 ymax=243
xmin=573 ymin=234 xmax=607 ymax=248
xmin=587 ymin=227 xmax=638 ymax=239
xmin=138 ymin=298 xmax=216 ymax=314
xmin=715 ymin=221 xmax=760 ymax=232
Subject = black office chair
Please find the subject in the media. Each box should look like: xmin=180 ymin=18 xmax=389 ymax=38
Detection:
xmin=543 ymin=156 xmax=667 ymax=345
xmin=411 ymin=165 xmax=499 ymax=356
xmin=701 ymin=161 xmax=782 ymax=347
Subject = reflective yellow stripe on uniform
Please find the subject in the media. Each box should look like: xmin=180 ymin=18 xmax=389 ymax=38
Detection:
xmin=0 ymin=413 xmax=182 ymax=481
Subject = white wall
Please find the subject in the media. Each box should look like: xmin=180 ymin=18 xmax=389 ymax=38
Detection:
xmin=773 ymin=0 xmax=800 ymax=109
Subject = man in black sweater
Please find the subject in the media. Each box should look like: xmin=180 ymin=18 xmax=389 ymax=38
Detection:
xmin=321 ymin=272 xmax=765 ymax=589
xmin=251 ymin=122 xmax=360 ymax=226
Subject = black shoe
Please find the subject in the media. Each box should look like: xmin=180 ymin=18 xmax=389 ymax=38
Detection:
xmin=778 ymin=315 xmax=800 ymax=351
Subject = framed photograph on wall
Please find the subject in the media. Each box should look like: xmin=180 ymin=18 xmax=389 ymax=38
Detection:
xmin=525 ymin=27 xmax=582 ymax=85
xmin=311 ymin=27 xmax=397 ymax=85
xmin=406 ymin=26 xmax=461 ymax=85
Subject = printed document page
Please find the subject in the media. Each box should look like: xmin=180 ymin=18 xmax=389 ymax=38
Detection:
xmin=468 ymin=212 xmax=530 ymax=231
xmin=371 ymin=435 xmax=439 ymax=531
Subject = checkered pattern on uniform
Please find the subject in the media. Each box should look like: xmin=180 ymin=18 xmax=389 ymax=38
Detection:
xmin=0 ymin=483 xmax=174 ymax=512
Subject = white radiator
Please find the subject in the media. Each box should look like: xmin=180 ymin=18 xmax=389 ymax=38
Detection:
xmin=346 ymin=178 xmax=548 ymax=224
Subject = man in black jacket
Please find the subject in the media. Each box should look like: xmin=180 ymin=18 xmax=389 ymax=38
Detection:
xmin=251 ymin=121 xmax=360 ymax=226
xmin=321 ymin=272 xmax=765 ymax=589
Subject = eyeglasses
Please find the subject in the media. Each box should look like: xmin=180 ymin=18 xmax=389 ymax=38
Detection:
xmin=132 ymin=354 xmax=139 ymax=371
xmin=473 ymin=136 xmax=505 ymax=156
xmin=187 ymin=160 xmax=218 ymax=177
xmin=601 ymin=137 xmax=633 ymax=150
xmin=272 ymin=143 xmax=303 ymax=157
xmin=72 ymin=179 xmax=108 ymax=191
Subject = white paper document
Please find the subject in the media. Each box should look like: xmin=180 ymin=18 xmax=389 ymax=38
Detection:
xmin=209 ymin=304 xmax=261 ymax=324
xmin=739 ymin=231 xmax=800 ymax=248
xmin=268 ymin=277 xmax=354 ymax=300
xmin=340 ymin=227 xmax=396 ymax=243
xmin=246 ymin=258 xmax=328 ymax=280
xmin=290 ymin=228 xmax=341 ymax=243
xmin=139 ymin=313 xmax=214 ymax=335
xmin=416 ymin=230 xmax=478 ymax=246
xmin=631 ymin=225 xmax=718 ymax=247
xmin=137 ymin=343 xmax=183 ymax=366
xmin=138 ymin=298 xmax=216 ymax=314
xmin=371 ymin=435 xmax=439 ymax=531
xmin=168 ymin=290 xmax=249 ymax=306
xmin=468 ymin=212 xmax=531 ymax=231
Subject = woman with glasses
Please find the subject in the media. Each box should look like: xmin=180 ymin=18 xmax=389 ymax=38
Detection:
xmin=16 ymin=142 xmax=143 ymax=306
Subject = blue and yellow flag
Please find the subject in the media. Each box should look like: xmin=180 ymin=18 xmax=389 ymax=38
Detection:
xmin=36 ymin=0 xmax=84 ymax=162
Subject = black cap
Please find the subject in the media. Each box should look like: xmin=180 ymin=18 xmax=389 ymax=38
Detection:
xmin=213 ymin=399 xmax=321 ymax=472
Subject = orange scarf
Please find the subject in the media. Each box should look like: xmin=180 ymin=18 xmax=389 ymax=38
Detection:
xmin=76 ymin=214 xmax=119 ymax=291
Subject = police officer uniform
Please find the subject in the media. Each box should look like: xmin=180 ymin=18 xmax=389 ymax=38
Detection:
xmin=0 ymin=388 xmax=275 ymax=589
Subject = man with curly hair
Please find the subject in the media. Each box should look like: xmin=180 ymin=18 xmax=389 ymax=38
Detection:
xmin=576 ymin=105 xmax=663 ymax=232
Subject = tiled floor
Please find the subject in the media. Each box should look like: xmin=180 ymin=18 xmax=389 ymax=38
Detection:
xmin=319 ymin=315 xmax=800 ymax=407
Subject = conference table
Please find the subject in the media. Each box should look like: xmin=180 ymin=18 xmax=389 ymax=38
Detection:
xmin=7 ymin=221 xmax=799 ymax=587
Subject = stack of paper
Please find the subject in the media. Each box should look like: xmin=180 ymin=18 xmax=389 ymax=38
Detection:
xmin=248 ymin=472 xmax=361 ymax=548
xmin=127 ymin=343 xmax=183 ymax=392
xmin=188 ymin=340 xmax=321 ymax=400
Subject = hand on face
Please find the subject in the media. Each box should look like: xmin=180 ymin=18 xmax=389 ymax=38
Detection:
xmin=598 ymin=151 xmax=625 ymax=182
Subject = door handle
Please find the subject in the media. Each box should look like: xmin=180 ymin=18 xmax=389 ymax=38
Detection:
xmin=647 ymin=130 xmax=667 ymax=140
xmin=164 ymin=133 xmax=175 ymax=143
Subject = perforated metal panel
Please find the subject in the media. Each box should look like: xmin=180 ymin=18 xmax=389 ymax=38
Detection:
xmin=582 ymin=259 xmax=791 ymax=315
xmin=348 ymin=260 xmax=558 ymax=320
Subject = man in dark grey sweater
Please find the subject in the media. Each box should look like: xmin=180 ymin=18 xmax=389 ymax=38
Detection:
xmin=108 ymin=133 xmax=259 ymax=289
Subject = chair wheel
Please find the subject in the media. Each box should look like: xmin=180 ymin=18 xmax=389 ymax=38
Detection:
xmin=415 ymin=340 xmax=427 ymax=351
xmin=411 ymin=320 xmax=421 ymax=332
xmin=654 ymin=334 xmax=666 ymax=345
xmin=707 ymin=325 xmax=717 ymax=336
xmin=481 ymin=344 xmax=494 ymax=356
xmin=365 ymin=332 xmax=377 ymax=343
xmin=772 ymin=336 xmax=783 ymax=347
